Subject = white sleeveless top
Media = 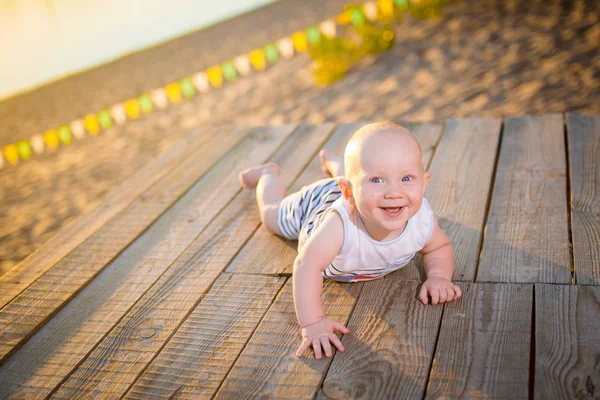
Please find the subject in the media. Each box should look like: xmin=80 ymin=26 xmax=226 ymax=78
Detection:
xmin=320 ymin=197 xmax=434 ymax=282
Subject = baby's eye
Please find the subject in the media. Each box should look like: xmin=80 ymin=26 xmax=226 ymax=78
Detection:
xmin=401 ymin=176 xmax=412 ymax=182
xmin=371 ymin=177 xmax=383 ymax=184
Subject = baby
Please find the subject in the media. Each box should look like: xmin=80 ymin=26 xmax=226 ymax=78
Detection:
xmin=239 ymin=122 xmax=462 ymax=359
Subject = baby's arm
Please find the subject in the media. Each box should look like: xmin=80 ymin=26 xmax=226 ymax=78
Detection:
xmin=293 ymin=211 xmax=348 ymax=359
xmin=418 ymin=216 xmax=462 ymax=305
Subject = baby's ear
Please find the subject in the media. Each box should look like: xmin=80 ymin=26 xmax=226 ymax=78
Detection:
xmin=338 ymin=178 xmax=355 ymax=206
xmin=423 ymin=172 xmax=431 ymax=194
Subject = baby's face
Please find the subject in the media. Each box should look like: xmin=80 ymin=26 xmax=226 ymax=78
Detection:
xmin=345 ymin=129 xmax=429 ymax=241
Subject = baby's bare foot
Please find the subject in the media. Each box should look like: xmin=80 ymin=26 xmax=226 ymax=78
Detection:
xmin=319 ymin=149 xmax=344 ymax=177
xmin=239 ymin=162 xmax=280 ymax=189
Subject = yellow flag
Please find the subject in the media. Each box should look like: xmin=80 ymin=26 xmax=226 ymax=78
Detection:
xmin=84 ymin=115 xmax=100 ymax=136
xmin=124 ymin=99 xmax=141 ymax=120
xmin=206 ymin=66 xmax=223 ymax=88
xmin=249 ymin=49 xmax=266 ymax=71
xmin=3 ymin=144 xmax=19 ymax=165
xmin=336 ymin=9 xmax=352 ymax=25
xmin=166 ymin=82 xmax=183 ymax=104
xmin=291 ymin=31 xmax=308 ymax=52
xmin=378 ymin=0 xmax=395 ymax=17
xmin=44 ymin=129 xmax=60 ymax=149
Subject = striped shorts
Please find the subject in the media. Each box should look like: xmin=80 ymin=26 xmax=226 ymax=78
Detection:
xmin=277 ymin=178 xmax=342 ymax=249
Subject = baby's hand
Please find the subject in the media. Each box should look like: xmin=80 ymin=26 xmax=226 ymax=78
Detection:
xmin=296 ymin=318 xmax=349 ymax=359
xmin=419 ymin=276 xmax=462 ymax=305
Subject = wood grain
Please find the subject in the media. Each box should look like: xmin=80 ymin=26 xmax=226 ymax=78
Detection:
xmin=0 ymin=127 xmax=216 ymax=310
xmin=0 ymin=126 xmax=296 ymax=397
xmin=426 ymin=283 xmax=532 ymax=399
xmin=478 ymin=114 xmax=571 ymax=283
xmin=0 ymin=126 xmax=249 ymax=366
xmin=48 ymin=124 xmax=336 ymax=398
xmin=567 ymin=114 xmax=600 ymax=285
xmin=121 ymin=273 xmax=285 ymax=400
xmin=213 ymin=279 xmax=363 ymax=399
xmin=404 ymin=118 xmax=502 ymax=281
xmin=320 ymin=277 xmax=443 ymax=399
xmin=535 ymin=284 xmax=600 ymax=400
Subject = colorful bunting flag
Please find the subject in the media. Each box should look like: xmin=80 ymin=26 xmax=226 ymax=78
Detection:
xmin=380 ymin=0 xmax=396 ymax=16
xmin=30 ymin=134 xmax=45 ymax=154
xmin=206 ymin=66 xmax=223 ymax=88
xmin=192 ymin=72 xmax=210 ymax=92
xmin=180 ymin=78 xmax=196 ymax=99
xmin=222 ymin=61 xmax=238 ymax=81
xmin=249 ymin=49 xmax=266 ymax=71
xmin=352 ymin=7 xmax=366 ymax=26
xmin=264 ymin=44 xmax=279 ymax=64
xmin=70 ymin=119 xmax=86 ymax=139
xmin=277 ymin=38 xmax=294 ymax=59
xmin=57 ymin=126 xmax=72 ymax=145
xmin=83 ymin=115 xmax=100 ymax=136
xmin=44 ymin=129 xmax=60 ymax=149
xmin=4 ymin=144 xmax=18 ymax=165
xmin=306 ymin=26 xmax=322 ymax=45
xmin=336 ymin=10 xmax=352 ymax=25
xmin=233 ymin=55 xmax=251 ymax=76
xmin=363 ymin=1 xmax=378 ymax=20
xmin=151 ymin=88 xmax=169 ymax=109
xmin=124 ymin=99 xmax=141 ymax=119
xmin=17 ymin=140 xmax=31 ymax=160
xmin=319 ymin=19 xmax=337 ymax=38
xmin=110 ymin=104 xmax=127 ymax=124
xmin=291 ymin=31 xmax=308 ymax=52
xmin=138 ymin=94 xmax=154 ymax=114
xmin=97 ymin=111 xmax=113 ymax=129
xmin=394 ymin=0 xmax=409 ymax=10
xmin=165 ymin=82 xmax=183 ymax=103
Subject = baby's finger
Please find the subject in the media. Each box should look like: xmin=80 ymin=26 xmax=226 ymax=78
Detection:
xmin=328 ymin=332 xmax=345 ymax=352
xmin=453 ymin=284 xmax=462 ymax=298
xmin=419 ymin=284 xmax=429 ymax=304
xmin=439 ymin=288 xmax=448 ymax=303
xmin=446 ymin=287 xmax=455 ymax=301
xmin=331 ymin=321 xmax=349 ymax=334
xmin=431 ymin=288 xmax=440 ymax=305
xmin=321 ymin=336 xmax=333 ymax=358
xmin=312 ymin=339 xmax=322 ymax=360
xmin=296 ymin=339 xmax=311 ymax=358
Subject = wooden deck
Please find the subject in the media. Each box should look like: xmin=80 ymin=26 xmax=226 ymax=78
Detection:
xmin=0 ymin=114 xmax=598 ymax=399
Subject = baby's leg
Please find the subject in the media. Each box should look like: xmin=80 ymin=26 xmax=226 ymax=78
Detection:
xmin=239 ymin=162 xmax=284 ymax=236
xmin=320 ymin=149 xmax=344 ymax=177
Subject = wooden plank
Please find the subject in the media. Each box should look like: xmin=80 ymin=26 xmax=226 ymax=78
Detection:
xmin=0 ymin=127 xmax=215 ymax=309
xmin=425 ymin=283 xmax=532 ymax=399
xmin=227 ymin=121 xmax=443 ymax=276
xmin=401 ymin=118 xmax=502 ymax=281
xmin=213 ymin=279 xmax=363 ymax=399
xmin=319 ymin=277 xmax=443 ymax=399
xmin=567 ymin=114 xmax=600 ymax=285
xmin=83 ymin=273 xmax=284 ymax=400
xmin=0 ymin=126 xmax=248 ymax=366
xmin=535 ymin=285 xmax=600 ymax=399
xmin=478 ymin=114 xmax=571 ymax=283
xmin=0 ymin=126 xmax=297 ymax=397
xmin=47 ymin=124 xmax=337 ymax=398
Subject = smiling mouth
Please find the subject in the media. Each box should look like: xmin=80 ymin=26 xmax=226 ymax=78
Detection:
xmin=380 ymin=206 xmax=405 ymax=217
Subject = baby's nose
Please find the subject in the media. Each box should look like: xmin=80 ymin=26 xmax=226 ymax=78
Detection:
xmin=385 ymin=183 xmax=404 ymax=198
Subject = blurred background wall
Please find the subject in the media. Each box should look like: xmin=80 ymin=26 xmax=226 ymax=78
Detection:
xmin=0 ymin=0 xmax=276 ymax=100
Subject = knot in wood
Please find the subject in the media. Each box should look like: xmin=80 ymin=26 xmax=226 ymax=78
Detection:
xmin=136 ymin=327 xmax=156 ymax=339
